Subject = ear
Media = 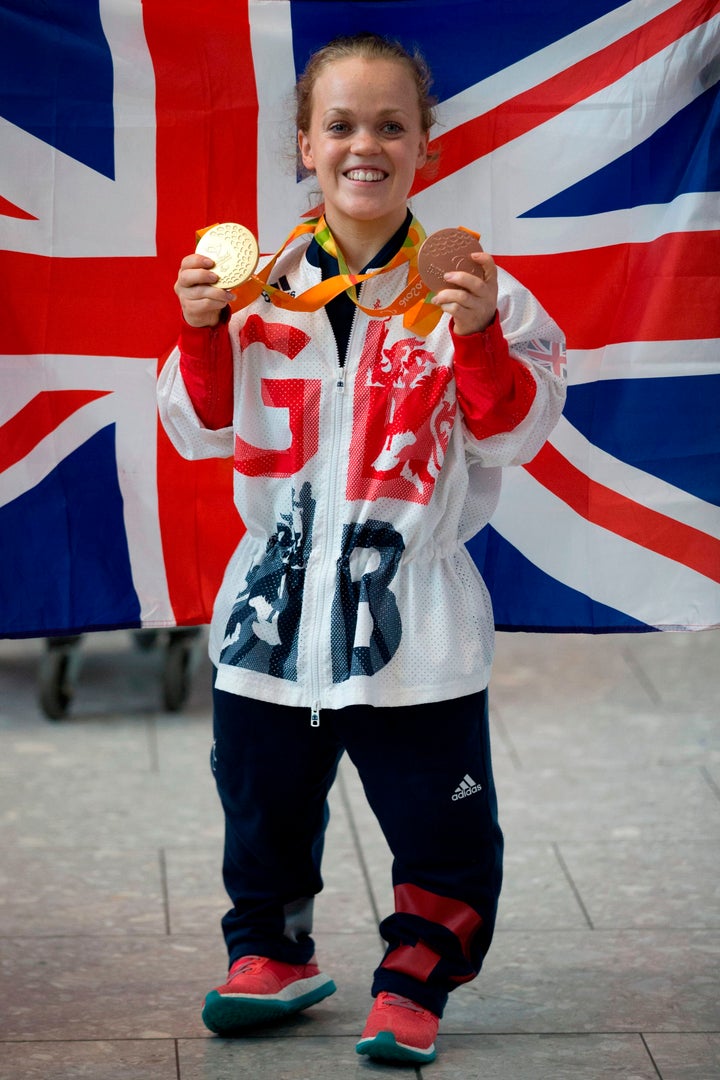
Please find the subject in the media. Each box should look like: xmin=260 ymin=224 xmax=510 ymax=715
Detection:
xmin=416 ymin=132 xmax=429 ymax=170
xmin=298 ymin=131 xmax=314 ymax=172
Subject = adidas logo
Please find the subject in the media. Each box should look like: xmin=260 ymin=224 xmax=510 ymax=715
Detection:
xmin=452 ymin=774 xmax=482 ymax=801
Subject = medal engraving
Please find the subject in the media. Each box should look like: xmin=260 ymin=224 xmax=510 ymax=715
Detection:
xmin=417 ymin=228 xmax=483 ymax=293
xmin=196 ymin=222 xmax=259 ymax=288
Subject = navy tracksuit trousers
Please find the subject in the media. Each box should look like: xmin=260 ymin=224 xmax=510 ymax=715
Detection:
xmin=211 ymin=685 xmax=503 ymax=1017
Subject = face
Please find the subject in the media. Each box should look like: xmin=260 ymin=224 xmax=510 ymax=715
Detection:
xmin=297 ymin=56 xmax=429 ymax=240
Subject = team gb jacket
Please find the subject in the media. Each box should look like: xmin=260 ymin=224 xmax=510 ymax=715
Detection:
xmin=157 ymin=232 xmax=566 ymax=717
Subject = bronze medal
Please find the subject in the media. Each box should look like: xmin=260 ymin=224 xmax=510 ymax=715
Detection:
xmin=195 ymin=222 xmax=259 ymax=288
xmin=417 ymin=227 xmax=483 ymax=293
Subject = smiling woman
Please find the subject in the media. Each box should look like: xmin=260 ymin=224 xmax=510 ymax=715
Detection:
xmin=296 ymin=56 xmax=430 ymax=272
xmin=158 ymin=29 xmax=566 ymax=1068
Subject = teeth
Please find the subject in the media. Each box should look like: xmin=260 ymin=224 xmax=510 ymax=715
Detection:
xmin=346 ymin=170 xmax=385 ymax=182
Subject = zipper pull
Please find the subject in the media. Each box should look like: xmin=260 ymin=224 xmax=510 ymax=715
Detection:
xmin=310 ymin=703 xmax=321 ymax=728
xmin=335 ymin=374 xmax=345 ymax=394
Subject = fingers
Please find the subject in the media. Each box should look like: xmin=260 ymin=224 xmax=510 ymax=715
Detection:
xmin=176 ymin=254 xmax=221 ymax=293
xmin=435 ymin=252 xmax=495 ymax=296
xmin=175 ymin=253 xmax=236 ymax=328
xmin=432 ymin=252 xmax=498 ymax=336
xmin=447 ymin=251 xmax=495 ymax=288
xmin=432 ymin=275 xmax=496 ymax=313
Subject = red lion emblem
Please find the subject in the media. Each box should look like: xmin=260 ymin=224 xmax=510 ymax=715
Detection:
xmin=347 ymin=322 xmax=455 ymax=504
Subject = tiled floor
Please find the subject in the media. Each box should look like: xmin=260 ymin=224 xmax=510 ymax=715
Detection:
xmin=0 ymin=629 xmax=718 ymax=1079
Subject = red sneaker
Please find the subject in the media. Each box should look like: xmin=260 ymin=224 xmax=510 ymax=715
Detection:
xmin=202 ymin=954 xmax=336 ymax=1034
xmin=356 ymin=991 xmax=439 ymax=1063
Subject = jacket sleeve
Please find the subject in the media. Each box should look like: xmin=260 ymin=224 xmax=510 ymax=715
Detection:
xmin=178 ymin=317 xmax=234 ymax=430
xmin=452 ymin=315 xmax=538 ymax=439
xmin=156 ymin=317 xmax=235 ymax=461
xmin=459 ymin=265 xmax=567 ymax=469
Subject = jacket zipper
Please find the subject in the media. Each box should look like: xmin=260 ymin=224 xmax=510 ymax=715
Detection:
xmin=306 ymin=307 xmax=356 ymax=726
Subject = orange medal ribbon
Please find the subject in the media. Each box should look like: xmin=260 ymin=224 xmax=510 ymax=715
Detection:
xmin=196 ymin=216 xmax=443 ymax=337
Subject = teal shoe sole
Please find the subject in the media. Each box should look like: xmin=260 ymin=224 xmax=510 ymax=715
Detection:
xmin=356 ymin=1030 xmax=437 ymax=1063
xmin=202 ymin=979 xmax=336 ymax=1034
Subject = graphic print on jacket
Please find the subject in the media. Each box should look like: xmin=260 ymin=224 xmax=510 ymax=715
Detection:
xmin=234 ymin=315 xmax=318 ymax=479
xmin=219 ymin=482 xmax=315 ymax=679
xmin=332 ymin=519 xmax=405 ymax=682
xmin=347 ymin=321 xmax=456 ymax=505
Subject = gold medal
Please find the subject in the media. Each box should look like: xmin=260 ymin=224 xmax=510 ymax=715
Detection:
xmin=195 ymin=222 xmax=259 ymax=288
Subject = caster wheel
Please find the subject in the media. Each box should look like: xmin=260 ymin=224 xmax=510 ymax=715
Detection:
xmin=132 ymin=629 xmax=160 ymax=652
xmin=162 ymin=635 xmax=193 ymax=712
xmin=38 ymin=637 xmax=83 ymax=720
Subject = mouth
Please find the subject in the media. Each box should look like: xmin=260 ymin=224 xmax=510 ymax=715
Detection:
xmin=344 ymin=169 xmax=388 ymax=183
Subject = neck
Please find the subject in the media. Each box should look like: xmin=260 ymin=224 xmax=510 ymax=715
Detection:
xmin=324 ymin=210 xmax=408 ymax=274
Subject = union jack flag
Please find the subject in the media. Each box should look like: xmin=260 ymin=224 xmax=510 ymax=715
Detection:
xmin=1 ymin=0 xmax=718 ymax=637
xmin=521 ymin=341 xmax=567 ymax=379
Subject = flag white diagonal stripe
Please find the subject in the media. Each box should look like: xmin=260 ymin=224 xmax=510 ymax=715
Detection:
xmin=415 ymin=14 xmax=720 ymax=252
xmin=568 ymin=340 xmax=720 ymax=385
xmin=0 ymin=0 xmax=156 ymax=257
xmin=492 ymin=465 xmax=720 ymax=629
xmin=548 ymin=417 xmax=720 ymax=540
xmin=0 ymin=354 xmax=172 ymax=624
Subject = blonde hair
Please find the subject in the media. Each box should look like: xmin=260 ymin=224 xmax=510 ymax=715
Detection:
xmin=295 ymin=32 xmax=437 ymax=140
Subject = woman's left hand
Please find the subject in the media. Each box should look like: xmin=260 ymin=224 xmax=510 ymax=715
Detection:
xmin=432 ymin=250 xmax=498 ymax=336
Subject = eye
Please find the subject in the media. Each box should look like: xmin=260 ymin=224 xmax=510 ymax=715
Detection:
xmin=381 ymin=121 xmax=404 ymax=135
xmin=327 ymin=121 xmax=350 ymax=135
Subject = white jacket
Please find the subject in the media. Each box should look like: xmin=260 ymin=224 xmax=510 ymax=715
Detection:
xmin=157 ymin=233 xmax=566 ymax=714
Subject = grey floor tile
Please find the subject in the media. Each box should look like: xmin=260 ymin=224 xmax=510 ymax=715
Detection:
xmin=0 ymin=1039 xmax=177 ymax=1080
xmin=336 ymin=761 xmax=395 ymax=923
xmin=0 ymin=936 xmax=222 ymax=1041
xmin=0 ymin=847 xmax=166 ymax=936
xmin=0 ymin=753 xmax=223 ymax=851
xmin=495 ymin=842 xmax=589 ymax=931
xmin=702 ymin=764 xmax=720 ymax=802
xmin=154 ymin=710 xmax=215 ymax=774
xmin=491 ymin=632 xmax=652 ymax=722
xmin=0 ymin=693 xmax=154 ymax=775
xmin=444 ymin=930 xmax=720 ymax=1033
xmin=621 ymin=631 xmax=720 ymax=711
xmin=644 ymin=1032 xmax=720 ymax=1079
xmin=491 ymin=633 xmax=720 ymax=772
xmin=178 ymin=1035 xmax=412 ymax=1079
xmin=495 ymin=763 xmax=718 ymax=844
xmin=494 ymin=702 xmax=719 ymax=771
xmin=426 ymin=1032 xmax=659 ymax=1079
xmin=0 ymin=931 xmax=381 ymax=1042
xmin=314 ymin=793 xmax=379 ymax=933
xmin=557 ymin=839 xmax=720 ymax=929
xmin=164 ymin=847 xmax=230 ymax=936
xmin=0 ymin=648 xmax=221 ymax=853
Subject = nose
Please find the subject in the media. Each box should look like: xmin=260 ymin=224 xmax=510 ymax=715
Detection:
xmin=350 ymin=126 xmax=382 ymax=156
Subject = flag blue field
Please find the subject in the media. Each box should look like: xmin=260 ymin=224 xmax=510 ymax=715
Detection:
xmin=1 ymin=0 xmax=718 ymax=636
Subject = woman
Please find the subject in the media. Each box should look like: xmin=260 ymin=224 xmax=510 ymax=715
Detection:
xmin=158 ymin=32 xmax=565 ymax=1065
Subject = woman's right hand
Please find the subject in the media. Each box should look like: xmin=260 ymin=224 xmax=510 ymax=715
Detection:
xmin=174 ymin=254 xmax=236 ymax=327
